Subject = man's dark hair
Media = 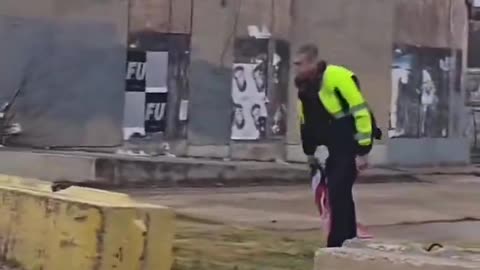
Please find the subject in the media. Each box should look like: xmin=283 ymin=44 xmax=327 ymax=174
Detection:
xmin=251 ymin=104 xmax=261 ymax=112
xmin=297 ymin=44 xmax=318 ymax=62
xmin=232 ymin=103 xmax=245 ymax=129
xmin=253 ymin=62 xmax=265 ymax=75
xmin=234 ymin=66 xmax=245 ymax=73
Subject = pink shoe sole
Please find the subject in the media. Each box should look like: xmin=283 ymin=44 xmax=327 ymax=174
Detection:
xmin=356 ymin=223 xmax=373 ymax=239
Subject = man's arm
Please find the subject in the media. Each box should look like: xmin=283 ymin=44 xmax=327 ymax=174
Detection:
xmin=297 ymin=100 xmax=317 ymax=156
xmin=301 ymin=123 xmax=317 ymax=156
xmin=336 ymin=75 xmax=373 ymax=156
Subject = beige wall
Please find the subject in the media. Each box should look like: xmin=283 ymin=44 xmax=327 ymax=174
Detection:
xmin=388 ymin=0 xmax=470 ymax=165
xmin=287 ymin=0 xmax=394 ymax=145
xmin=129 ymin=0 xmax=192 ymax=34
xmin=394 ymin=0 xmax=466 ymax=50
xmin=185 ymin=0 xmax=395 ymax=161
xmin=128 ymin=0 xmax=470 ymax=164
xmin=187 ymin=0 xmax=293 ymax=160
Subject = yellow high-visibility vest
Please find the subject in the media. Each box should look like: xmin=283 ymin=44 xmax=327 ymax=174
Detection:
xmin=297 ymin=65 xmax=373 ymax=147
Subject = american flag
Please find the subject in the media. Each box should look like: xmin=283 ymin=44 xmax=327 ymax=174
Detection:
xmin=311 ymin=164 xmax=373 ymax=239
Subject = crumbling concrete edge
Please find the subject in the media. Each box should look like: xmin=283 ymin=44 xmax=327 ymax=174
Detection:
xmin=314 ymin=240 xmax=480 ymax=270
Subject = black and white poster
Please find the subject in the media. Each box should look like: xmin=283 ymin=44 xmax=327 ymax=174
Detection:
xmin=231 ymin=39 xmax=268 ymax=140
xmin=466 ymin=73 xmax=480 ymax=105
xmin=464 ymin=107 xmax=480 ymax=149
xmin=145 ymin=92 xmax=168 ymax=132
xmin=390 ymin=44 xmax=459 ymax=138
xmin=270 ymin=40 xmax=290 ymax=137
xmin=231 ymin=62 xmax=268 ymax=140
xmin=124 ymin=50 xmax=147 ymax=139
xmin=230 ymin=38 xmax=289 ymax=140
xmin=123 ymin=50 xmax=169 ymax=139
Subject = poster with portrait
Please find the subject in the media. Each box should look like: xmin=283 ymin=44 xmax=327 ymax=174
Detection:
xmin=390 ymin=44 xmax=459 ymax=138
xmin=231 ymin=63 xmax=268 ymax=140
xmin=466 ymin=73 xmax=480 ymax=105
xmin=231 ymin=38 xmax=268 ymax=140
xmin=231 ymin=38 xmax=289 ymax=140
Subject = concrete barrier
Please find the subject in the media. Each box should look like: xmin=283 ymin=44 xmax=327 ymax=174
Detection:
xmin=314 ymin=239 xmax=480 ymax=270
xmin=0 ymin=174 xmax=175 ymax=270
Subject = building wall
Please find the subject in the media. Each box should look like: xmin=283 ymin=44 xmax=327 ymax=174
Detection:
xmin=4 ymin=0 xmax=468 ymax=165
xmin=170 ymin=0 xmax=469 ymax=165
xmin=187 ymin=0 xmax=292 ymax=161
xmin=388 ymin=0 xmax=469 ymax=165
xmin=464 ymin=2 xmax=480 ymax=160
xmin=124 ymin=0 xmax=192 ymax=154
xmin=286 ymin=0 xmax=393 ymax=163
xmin=184 ymin=0 xmax=395 ymax=163
xmin=0 ymin=0 xmax=127 ymax=147
xmin=187 ymin=0 xmax=235 ymax=150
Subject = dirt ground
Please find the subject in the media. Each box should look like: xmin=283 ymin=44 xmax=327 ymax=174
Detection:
xmin=171 ymin=216 xmax=324 ymax=270
xmin=125 ymin=174 xmax=480 ymax=270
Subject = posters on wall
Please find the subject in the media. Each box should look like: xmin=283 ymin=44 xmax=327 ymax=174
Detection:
xmin=270 ymin=40 xmax=290 ymax=138
xmin=145 ymin=51 xmax=169 ymax=133
xmin=464 ymin=107 xmax=480 ymax=149
xmin=465 ymin=73 xmax=480 ymax=150
xmin=466 ymin=73 xmax=480 ymax=105
xmin=390 ymin=44 xmax=459 ymax=138
xmin=231 ymin=38 xmax=289 ymax=140
xmin=231 ymin=62 xmax=268 ymax=140
xmin=123 ymin=50 xmax=169 ymax=140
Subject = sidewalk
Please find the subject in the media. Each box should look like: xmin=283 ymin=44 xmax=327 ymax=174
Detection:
xmin=0 ymin=148 xmax=478 ymax=187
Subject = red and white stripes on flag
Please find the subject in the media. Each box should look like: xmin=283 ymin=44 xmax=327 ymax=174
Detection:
xmin=311 ymin=166 xmax=373 ymax=239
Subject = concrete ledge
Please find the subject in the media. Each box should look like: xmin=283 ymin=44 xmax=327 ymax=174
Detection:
xmin=387 ymin=138 xmax=470 ymax=166
xmin=0 ymin=175 xmax=175 ymax=270
xmin=314 ymin=239 xmax=480 ymax=270
xmin=0 ymin=149 xmax=310 ymax=187
xmin=187 ymin=145 xmax=229 ymax=159
xmin=286 ymin=144 xmax=388 ymax=165
xmin=229 ymin=142 xmax=284 ymax=161
xmin=95 ymin=155 xmax=308 ymax=187
xmin=0 ymin=149 xmax=429 ymax=187
xmin=0 ymin=150 xmax=96 ymax=181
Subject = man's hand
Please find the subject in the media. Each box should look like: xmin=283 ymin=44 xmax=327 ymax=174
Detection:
xmin=355 ymin=155 xmax=369 ymax=172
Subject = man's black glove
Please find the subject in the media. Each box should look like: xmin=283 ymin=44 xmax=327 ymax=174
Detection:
xmin=373 ymin=127 xmax=383 ymax=140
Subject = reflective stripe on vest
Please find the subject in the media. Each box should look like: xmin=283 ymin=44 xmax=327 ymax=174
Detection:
xmin=331 ymin=102 xmax=368 ymax=119
xmin=297 ymin=100 xmax=305 ymax=125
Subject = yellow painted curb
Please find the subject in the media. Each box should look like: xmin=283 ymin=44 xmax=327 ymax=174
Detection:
xmin=0 ymin=174 xmax=175 ymax=270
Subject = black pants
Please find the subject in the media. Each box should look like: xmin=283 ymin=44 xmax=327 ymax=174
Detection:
xmin=326 ymin=153 xmax=357 ymax=247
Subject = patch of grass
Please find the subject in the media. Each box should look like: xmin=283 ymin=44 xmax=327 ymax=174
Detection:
xmin=172 ymin=216 xmax=325 ymax=270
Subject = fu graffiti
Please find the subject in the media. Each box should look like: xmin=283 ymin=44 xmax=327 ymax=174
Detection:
xmin=126 ymin=62 xmax=146 ymax=80
xmin=145 ymin=103 xmax=167 ymax=121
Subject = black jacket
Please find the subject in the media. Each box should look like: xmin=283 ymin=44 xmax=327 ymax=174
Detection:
xmin=295 ymin=62 xmax=381 ymax=157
